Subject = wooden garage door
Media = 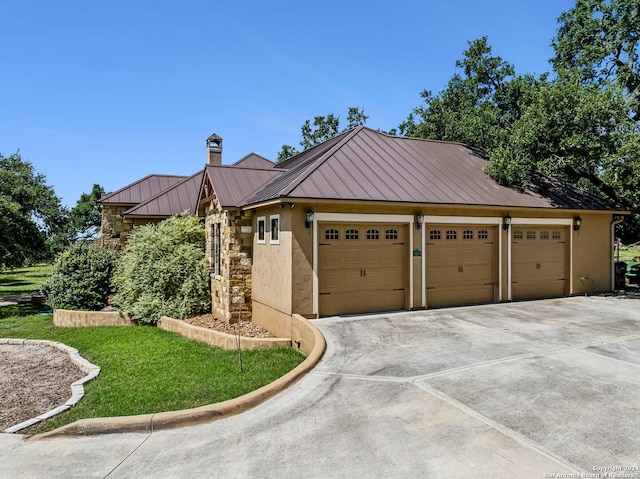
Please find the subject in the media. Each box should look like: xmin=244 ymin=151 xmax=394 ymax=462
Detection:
xmin=512 ymin=227 xmax=567 ymax=300
xmin=318 ymin=223 xmax=406 ymax=316
xmin=426 ymin=225 xmax=497 ymax=308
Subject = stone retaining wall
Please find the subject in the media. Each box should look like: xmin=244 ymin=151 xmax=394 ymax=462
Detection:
xmin=53 ymin=309 xmax=132 ymax=327
xmin=158 ymin=317 xmax=290 ymax=350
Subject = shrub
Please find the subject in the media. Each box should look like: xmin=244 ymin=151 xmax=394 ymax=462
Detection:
xmin=112 ymin=213 xmax=211 ymax=324
xmin=42 ymin=242 xmax=118 ymax=310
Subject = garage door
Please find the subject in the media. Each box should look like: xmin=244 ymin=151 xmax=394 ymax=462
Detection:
xmin=512 ymin=227 xmax=567 ymax=300
xmin=426 ymin=225 xmax=497 ymax=308
xmin=318 ymin=223 xmax=406 ymax=316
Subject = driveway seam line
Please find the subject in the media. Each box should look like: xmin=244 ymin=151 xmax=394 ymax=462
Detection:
xmin=411 ymin=333 xmax=640 ymax=381
xmin=414 ymin=382 xmax=585 ymax=474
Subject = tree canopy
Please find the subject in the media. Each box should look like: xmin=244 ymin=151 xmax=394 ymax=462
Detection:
xmin=551 ymin=0 xmax=640 ymax=119
xmin=399 ymin=27 xmax=639 ymax=241
xmin=277 ymin=107 xmax=368 ymax=162
xmin=0 ymin=153 xmax=66 ymax=268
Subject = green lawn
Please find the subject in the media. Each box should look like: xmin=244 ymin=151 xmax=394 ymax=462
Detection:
xmin=0 ymin=265 xmax=52 ymax=296
xmin=1 ymin=313 xmax=305 ymax=434
xmin=1 ymin=266 xmax=306 ymax=434
xmin=617 ymin=246 xmax=640 ymax=262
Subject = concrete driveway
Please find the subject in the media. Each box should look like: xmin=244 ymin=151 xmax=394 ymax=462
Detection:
xmin=2 ymin=296 xmax=640 ymax=478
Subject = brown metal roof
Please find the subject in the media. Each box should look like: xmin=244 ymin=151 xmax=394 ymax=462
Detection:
xmin=231 ymin=153 xmax=274 ymax=170
xmin=243 ymin=126 xmax=619 ymax=211
xmin=123 ymin=171 xmax=203 ymax=217
xmin=98 ymin=174 xmax=187 ymax=205
xmin=205 ymin=165 xmax=284 ymax=208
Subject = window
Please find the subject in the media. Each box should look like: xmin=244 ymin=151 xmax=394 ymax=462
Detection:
xmin=540 ymin=231 xmax=549 ymax=240
xmin=430 ymin=230 xmax=441 ymax=240
xmin=325 ymin=228 xmax=339 ymax=240
xmin=270 ymin=214 xmax=280 ymax=244
xmin=345 ymin=229 xmax=359 ymax=240
xmin=513 ymin=230 xmax=523 ymax=240
xmin=366 ymin=229 xmax=380 ymax=240
xmin=212 ymin=223 xmax=221 ymax=275
xmin=446 ymin=230 xmax=457 ymax=240
xmin=478 ymin=230 xmax=488 ymax=240
xmin=257 ymin=216 xmax=266 ymax=244
xmin=526 ymin=230 xmax=536 ymax=240
xmin=385 ymin=229 xmax=398 ymax=240
xmin=463 ymin=230 xmax=473 ymax=240
xmin=552 ymin=230 xmax=561 ymax=240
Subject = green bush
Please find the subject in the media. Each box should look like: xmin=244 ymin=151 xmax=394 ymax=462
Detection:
xmin=112 ymin=213 xmax=211 ymax=323
xmin=41 ymin=242 xmax=117 ymax=310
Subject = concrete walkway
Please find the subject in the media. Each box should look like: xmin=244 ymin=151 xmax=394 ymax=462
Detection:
xmin=2 ymin=296 xmax=639 ymax=478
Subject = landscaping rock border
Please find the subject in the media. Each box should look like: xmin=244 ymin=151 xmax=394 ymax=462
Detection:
xmin=1 ymin=339 xmax=100 ymax=434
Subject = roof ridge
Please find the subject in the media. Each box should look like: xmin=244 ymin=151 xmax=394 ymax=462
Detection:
xmin=99 ymin=174 xmax=188 ymax=202
xmin=277 ymin=126 xmax=365 ymax=197
xmin=123 ymin=171 xmax=202 ymax=215
xmin=231 ymin=152 xmax=272 ymax=165
xmin=206 ymin=164 xmax=287 ymax=172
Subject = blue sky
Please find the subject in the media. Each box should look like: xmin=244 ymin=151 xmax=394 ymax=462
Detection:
xmin=1 ymin=0 xmax=575 ymax=208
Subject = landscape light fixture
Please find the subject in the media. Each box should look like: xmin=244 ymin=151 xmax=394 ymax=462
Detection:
xmin=416 ymin=211 xmax=424 ymax=230
xmin=574 ymin=216 xmax=582 ymax=232
xmin=306 ymin=209 xmax=314 ymax=229
xmin=503 ymin=214 xmax=512 ymax=231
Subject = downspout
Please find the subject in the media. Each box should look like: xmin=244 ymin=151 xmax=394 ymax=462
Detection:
xmin=611 ymin=215 xmax=624 ymax=291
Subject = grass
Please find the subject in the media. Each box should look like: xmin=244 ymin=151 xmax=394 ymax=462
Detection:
xmin=1 ymin=313 xmax=305 ymax=433
xmin=617 ymin=246 xmax=640 ymax=262
xmin=1 ymin=266 xmax=305 ymax=434
xmin=0 ymin=265 xmax=52 ymax=296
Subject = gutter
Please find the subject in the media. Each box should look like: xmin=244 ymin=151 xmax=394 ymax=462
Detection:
xmin=611 ymin=215 xmax=624 ymax=291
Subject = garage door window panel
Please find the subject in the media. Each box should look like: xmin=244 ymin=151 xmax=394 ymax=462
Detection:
xmin=366 ymin=229 xmax=380 ymax=240
xmin=325 ymin=228 xmax=339 ymax=240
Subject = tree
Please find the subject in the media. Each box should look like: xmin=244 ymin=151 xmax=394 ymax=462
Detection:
xmin=0 ymin=152 xmax=65 ymax=268
xmin=277 ymin=106 xmax=368 ymax=161
xmin=401 ymin=33 xmax=640 ymax=242
xmin=112 ymin=213 xmax=210 ymax=323
xmin=399 ymin=37 xmax=537 ymax=153
xmin=486 ymin=73 xmax=636 ymax=201
xmin=552 ymin=0 xmax=640 ymax=119
xmin=67 ymin=184 xmax=105 ymax=241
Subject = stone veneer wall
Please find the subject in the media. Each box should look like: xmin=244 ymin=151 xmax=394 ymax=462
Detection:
xmin=205 ymin=201 xmax=253 ymax=323
xmin=98 ymin=204 xmax=135 ymax=251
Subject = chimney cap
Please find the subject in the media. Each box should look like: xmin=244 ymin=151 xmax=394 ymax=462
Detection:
xmin=207 ymin=133 xmax=222 ymax=142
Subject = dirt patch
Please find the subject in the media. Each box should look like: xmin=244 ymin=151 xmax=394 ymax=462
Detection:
xmin=0 ymin=343 xmax=85 ymax=431
xmin=184 ymin=314 xmax=274 ymax=338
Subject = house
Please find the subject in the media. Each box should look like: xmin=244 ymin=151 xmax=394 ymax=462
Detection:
xmin=100 ymin=127 xmax=628 ymax=335
xmin=97 ymin=133 xmax=271 ymax=250
xmin=198 ymin=126 xmax=627 ymax=335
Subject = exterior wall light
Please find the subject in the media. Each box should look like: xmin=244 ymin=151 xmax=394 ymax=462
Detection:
xmin=416 ymin=211 xmax=424 ymax=230
xmin=574 ymin=216 xmax=582 ymax=231
xmin=306 ymin=209 xmax=314 ymax=229
xmin=503 ymin=214 xmax=512 ymax=231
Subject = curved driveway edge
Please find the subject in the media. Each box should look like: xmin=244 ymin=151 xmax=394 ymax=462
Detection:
xmin=28 ymin=315 xmax=326 ymax=440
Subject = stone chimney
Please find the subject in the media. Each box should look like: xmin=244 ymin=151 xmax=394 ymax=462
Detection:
xmin=206 ymin=133 xmax=222 ymax=165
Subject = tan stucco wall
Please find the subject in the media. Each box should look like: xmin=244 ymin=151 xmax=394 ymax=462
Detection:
xmin=252 ymin=206 xmax=293 ymax=316
xmin=249 ymin=201 xmax=618 ymax=318
xmin=572 ymin=212 xmax=614 ymax=295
